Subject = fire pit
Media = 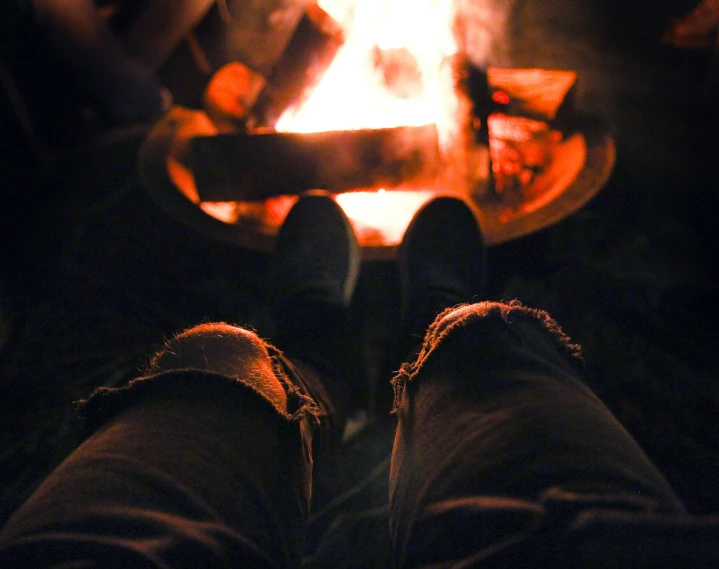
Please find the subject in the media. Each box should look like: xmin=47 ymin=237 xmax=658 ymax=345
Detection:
xmin=138 ymin=0 xmax=615 ymax=260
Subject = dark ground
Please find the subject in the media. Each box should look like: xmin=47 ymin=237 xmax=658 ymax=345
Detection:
xmin=1 ymin=0 xmax=718 ymax=565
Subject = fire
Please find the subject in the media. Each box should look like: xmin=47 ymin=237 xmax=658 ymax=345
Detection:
xmin=335 ymin=189 xmax=436 ymax=246
xmin=146 ymin=0 xmax=604 ymax=259
xmin=273 ymin=0 xmax=464 ymax=248
xmin=276 ymin=0 xmax=459 ymax=141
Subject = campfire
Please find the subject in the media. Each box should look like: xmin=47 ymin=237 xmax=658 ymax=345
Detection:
xmin=139 ymin=0 xmax=616 ymax=259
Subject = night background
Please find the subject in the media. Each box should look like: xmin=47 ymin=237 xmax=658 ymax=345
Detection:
xmin=1 ymin=0 xmax=717 ymax=565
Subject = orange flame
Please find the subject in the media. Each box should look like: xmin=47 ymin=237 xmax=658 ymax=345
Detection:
xmin=276 ymin=0 xmax=460 ymax=145
xmin=274 ymin=0 xmax=466 ymax=249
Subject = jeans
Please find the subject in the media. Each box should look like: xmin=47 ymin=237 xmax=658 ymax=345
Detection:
xmin=0 ymin=301 xmax=714 ymax=568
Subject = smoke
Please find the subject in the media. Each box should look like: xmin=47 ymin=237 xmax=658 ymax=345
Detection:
xmin=453 ymin=0 xmax=517 ymax=68
xmin=219 ymin=0 xmax=309 ymax=73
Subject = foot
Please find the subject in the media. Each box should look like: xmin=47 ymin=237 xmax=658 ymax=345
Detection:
xmin=398 ymin=196 xmax=487 ymax=356
xmin=272 ymin=191 xmax=360 ymax=312
xmin=270 ymin=191 xmax=361 ymax=432
xmin=270 ymin=191 xmax=361 ymax=394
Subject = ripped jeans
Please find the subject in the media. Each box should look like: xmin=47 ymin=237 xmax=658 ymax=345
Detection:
xmin=0 ymin=302 xmax=696 ymax=568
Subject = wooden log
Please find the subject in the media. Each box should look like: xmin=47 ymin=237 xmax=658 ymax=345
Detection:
xmin=202 ymin=62 xmax=267 ymax=132
xmin=191 ymin=124 xmax=440 ymax=202
xmin=486 ymin=68 xmax=577 ymax=122
xmin=244 ymin=3 xmax=345 ymax=130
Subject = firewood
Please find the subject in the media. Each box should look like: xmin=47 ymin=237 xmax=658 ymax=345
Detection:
xmin=244 ymin=3 xmax=345 ymax=130
xmin=191 ymin=124 xmax=440 ymax=201
xmin=202 ymin=62 xmax=266 ymax=132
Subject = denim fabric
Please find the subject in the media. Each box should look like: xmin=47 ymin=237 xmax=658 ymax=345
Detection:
xmin=1 ymin=305 xmax=717 ymax=569
xmin=0 ymin=325 xmax=321 ymax=569
xmin=389 ymin=301 xmax=688 ymax=567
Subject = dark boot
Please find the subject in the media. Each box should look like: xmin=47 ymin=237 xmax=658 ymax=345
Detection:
xmin=397 ymin=196 xmax=487 ymax=359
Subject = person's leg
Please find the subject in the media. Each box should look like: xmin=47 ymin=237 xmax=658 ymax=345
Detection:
xmin=0 ymin=322 xmax=320 ymax=568
xmin=269 ymin=190 xmax=362 ymax=437
xmin=0 ymin=191 xmax=361 ymax=568
xmin=388 ymin=197 xmax=686 ymax=568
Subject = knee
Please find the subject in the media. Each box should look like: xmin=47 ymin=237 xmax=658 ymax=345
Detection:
xmin=150 ymin=322 xmax=271 ymax=374
xmin=169 ymin=322 xmax=266 ymax=351
xmin=423 ymin=302 xmax=504 ymax=342
xmin=428 ymin=301 xmax=584 ymax=373
xmin=433 ymin=300 xmax=527 ymax=327
xmin=148 ymin=323 xmax=288 ymax=411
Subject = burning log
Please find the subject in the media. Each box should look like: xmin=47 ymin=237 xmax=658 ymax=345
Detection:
xmin=243 ymin=3 xmax=345 ymax=130
xmin=202 ymin=62 xmax=267 ymax=132
xmin=483 ymin=69 xmax=577 ymax=198
xmin=486 ymin=68 xmax=577 ymax=123
xmin=190 ymin=124 xmax=440 ymax=202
